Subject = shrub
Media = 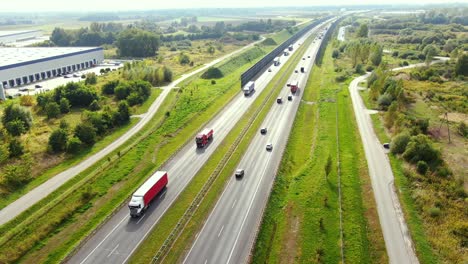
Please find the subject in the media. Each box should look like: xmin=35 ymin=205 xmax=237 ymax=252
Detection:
xmin=178 ymin=53 xmax=190 ymax=65
xmin=59 ymin=98 xmax=71 ymax=113
xmin=0 ymin=144 xmax=9 ymax=163
xmin=428 ymin=207 xmax=441 ymax=217
xmin=113 ymin=101 xmax=131 ymax=126
xmin=102 ymin=80 xmax=119 ymax=95
xmin=211 ymin=80 xmax=216 ymax=85
xmin=66 ymin=137 xmax=82 ymax=154
xmin=59 ymin=120 xmax=70 ymax=131
xmin=45 ymin=102 xmax=60 ymax=119
xmin=402 ymin=134 xmax=442 ymax=168
xmin=201 ymin=67 xmax=223 ymax=79
xmin=20 ymin=95 xmax=35 ymax=106
xmin=8 ymin=139 xmax=24 ymax=158
xmin=332 ymin=49 xmax=339 ymax=58
xmin=1 ymin=157 xmax=33 ymax=191
xmin=335 ymin=74 xmax=348 ymax=82
xmin=85 ymin=72 xmax=97 ymax=85
xmin=2 ymin=104 xmax=33 ymax=136
xmin=457 ymin=122 xmax=467 ymax=137
xmin=55 ymin=82 xmax=98 ymax=107
xmin=391 ymin=132 xmax=411 ymax=154
xmin=366 ymin=65 xmax=374 ymax=72
xmin=416 ymin=160 xmax=429 ymax=175
xmin=74 ymin=123 xmax=97 ymax=145
xmin=114 ymin=83 xmax=130 ymax=100
xmin=48 ymin=129 xmax=68 ymax=153
xmin=355 ymin=64 xmax=365 ymax=74
xmin=435 ymin=166 xmax=451 ymax=178
xmin=377 ymin=94 xmax=393 ymax=110
xmin=127 ymin=92 xmax=143 ymax=106
xmin=88 ymin=100 xmax=101 ymax=111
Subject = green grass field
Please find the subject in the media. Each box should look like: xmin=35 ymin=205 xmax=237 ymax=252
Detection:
xmin=252 ymin=44 xmax=387 ymax=263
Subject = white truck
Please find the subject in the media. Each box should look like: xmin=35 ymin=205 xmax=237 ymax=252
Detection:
xmin=273 ymin=57 xmax=281 ymax=66
xmin=243 ymin=81 xmax=255 ymax=96
xmin=128 ymin=171 xmax=168 ymax=217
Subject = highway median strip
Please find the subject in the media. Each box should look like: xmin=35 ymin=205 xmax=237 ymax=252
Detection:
xmin=128 ymin=30 xmax=316 ymax=264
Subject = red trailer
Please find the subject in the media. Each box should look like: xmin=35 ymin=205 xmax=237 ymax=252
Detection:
xmin=290 ymin=80 xmax=299 ymax=94
xmin=128 ymin=171 xmax=168 ymax=217
xmin=196 ymin=128 xmax=214 ymax=148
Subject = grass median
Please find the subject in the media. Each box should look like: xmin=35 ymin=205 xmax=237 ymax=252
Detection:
xmin=128 ymin=27 xmax=316 ymax=264
xmin=252 ymin=44 xmax=387 ymax=263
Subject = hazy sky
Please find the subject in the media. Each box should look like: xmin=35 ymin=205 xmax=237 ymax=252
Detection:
xmin=0 ymin=0 xmax=456 ymax=12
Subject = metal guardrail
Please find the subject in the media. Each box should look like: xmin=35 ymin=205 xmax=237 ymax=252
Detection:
xmin=240 ymin=16 xmax=332 ymax=88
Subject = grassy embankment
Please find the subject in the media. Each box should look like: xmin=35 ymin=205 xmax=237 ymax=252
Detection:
xmin=0 ymin=28 xmax=296 ymax=263
xmin=252 ymin=45 xmax=387 ymax=263
xmin=129 ymin=29 xmax=316 ymax=264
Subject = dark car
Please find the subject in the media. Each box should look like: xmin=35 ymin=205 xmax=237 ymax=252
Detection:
xmin=35 ymin=84 xmax=42 ymax=88
xmin=383 ymin=143 xmax=390 ymax=149
xmin=277 ymin=97 xmax=282 ymax=104
xmin=260 ymin=128 xmax=267 ymax=134
xmin=288 ymin=94 xmax=293 ymax=101
xmin=266 ymin=143 xmax=273 ymax=151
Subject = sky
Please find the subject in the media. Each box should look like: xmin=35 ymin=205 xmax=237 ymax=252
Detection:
xmin=0 ymin=0 xmax=459 ymax=12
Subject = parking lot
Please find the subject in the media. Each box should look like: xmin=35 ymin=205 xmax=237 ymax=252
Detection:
xmin=5 ymin=63 xmax=123 ymax=97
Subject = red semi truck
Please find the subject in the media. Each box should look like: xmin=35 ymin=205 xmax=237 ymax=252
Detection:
xmin=128 ymin=171 xmax=168 ymax=217
xmin=196 ymin=128 xmax=214 ymax=148
xmin=290 ymin=80 xmax=299 ymax=94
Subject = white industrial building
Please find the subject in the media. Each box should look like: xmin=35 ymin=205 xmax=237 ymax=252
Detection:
xmin=0 ymin=30 xmax=43 ymax=44
xmin=0 ymin=47 xmax=104 ymax=88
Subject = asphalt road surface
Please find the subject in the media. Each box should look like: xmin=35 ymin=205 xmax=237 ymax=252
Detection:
xmin=0 ymin=38 xmax=263 ymax=226
xmin=67 ymin=22 xmax=328 ymax=264
xmin=183 ymin=21 xmax=331 ymax=264
xmin=348 ymin=74 xmax=419 ymax=264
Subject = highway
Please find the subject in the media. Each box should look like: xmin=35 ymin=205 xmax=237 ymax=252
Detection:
xmin=67 ymin=21 xmax=328 ymax=264
xmin=183 ymin=23 xmax=331 ymax=264
xmin=0 ymin=38 xmax=263 ymax=226
xmin=348 ymin=74 xmax=419 ymax=264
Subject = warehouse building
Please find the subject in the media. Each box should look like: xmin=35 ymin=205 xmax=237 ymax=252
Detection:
xmin=0 ymin=47 xmax=104 ymax=88
xmin=0 ymin=30 xmax=43 ymax=44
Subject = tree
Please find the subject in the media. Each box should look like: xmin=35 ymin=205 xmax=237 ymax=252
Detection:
xmin=384 ymin=101 xmax=398 ymax=128
xmin=66 ymin=137 xmax=82 ymax=154
xmin=60 ymin=98 xmax=71 ymax=113
xmin=102 ymin=80 xmax=119 ymax=95
xmin=332 ymin=49 xmax=339 ymax=58
xmin=114 ymin=82 xmax=131 ymax=100
xmin=45 ymin=102 xmax=60 ymax=119
xmin=114 ymin=101 xmax=131 ymax=126
xmin=0 ymin=144 xmax=9 ymax=163
xmin=116 ymin=28 xmax=160 ymax=57
xmin=391 ymin=132 xmax=411 ymax=154
xmin=416 ymin=161 xmax=429 ymax=175
xmin=1 ymin=155 xmax=33 ymax=191
xmin=8 ymin=139 xmax=24 ymax=158
xmin=55 ymin=82 xmax=98 ymax=107
xmin=20 ymin=95 xmax=35 ymax=106
xmin=51 ymin=27 xmax=71 ymax=46
xmin=455 ymin=54 xmax=468 ymax=76
xmin=59 ymin=120 xmax=70 ymax=131
xmin=206 ymin=46 xmax=215 ymax=55
xmin=423 ymin=44 xmax=438 ymax=65
xmin=2 ymin=104 xmax=33 ymax=136
xmin=357 ymin=24 xmax=369 ymax=38
xmin=369 ymin=43 xmax=383 ymax=66
xmin=74 ymin=123 xmax=97 ymax=145
xmin=85 ymin=72 xmax=97 ymax=85
xmin=48 ymin=129 xmax=68 ymax=153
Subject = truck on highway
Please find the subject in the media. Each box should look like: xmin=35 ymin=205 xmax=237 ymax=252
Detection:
xmin=290 ymin=80 xmax=299 ymax=94
xmin=273 ymin=57 xmax=281 ymax=66
xmin=243 ymin=81 xmax=255 ymax=96
xmin=196 ymin=128 xmax=214 ymax=148
xmin=283 ymin=49 xmax=289 ymax=56
xmin=128 ymin=171 xmax=168 ymax=217
xmin=288 ymin=45 xmax=293 ymax=51
xmin=300 ymin=67 xmax=305 ymax=73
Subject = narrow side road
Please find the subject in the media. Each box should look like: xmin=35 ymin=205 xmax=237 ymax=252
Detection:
xmin=349 ymin=71 xmax=420 ymax=264
xmin=0 ymin=39 xmax=263 ymax=226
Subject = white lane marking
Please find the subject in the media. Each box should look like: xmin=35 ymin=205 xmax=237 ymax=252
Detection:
xmin=136 ymin=214 xmax=146 ymax=225
xmin=231 ymin=199 xmax=237 ymax=209
xmin=80 ymin=215 xmax=129 ymax=264
xmin=226 ymin=156 xmax=272 ymax=264
xmin=204 ymin=259 xmax=208 ymax=264
xmin=218 ymin=225 xmax=225 ymax=238
xmin=107 ymin=244 xmax=119 ymax=258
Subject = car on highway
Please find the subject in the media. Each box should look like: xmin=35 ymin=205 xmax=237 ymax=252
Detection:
xmin=260 ymin=127 xmax=267 ymax=134
xmin=277 ymin=97 xmax=282 ymax=104
xmin=308 ymin=55 xmax=311 ymax=58
xmin=268 ymin=68 xmax=272 ymax=72
xmin=266 ymin=143 xmax=273 ymax=151
xmin=35 ymin=84 xmax=42 ymax=88
xmin=64 ymin=74 xmax=71 ymax=78
xmin=235 ymin=169 xmax=244 ymax=178
xmin=73 ymin=73 xmax=80 ymax=77
xmin=288 ymin=94 xmax=293 ymax=101
xmin=383 ymin=143 xmax=390 ymax=149
xmin=302 ymin=57 xmax=305 ymax=60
